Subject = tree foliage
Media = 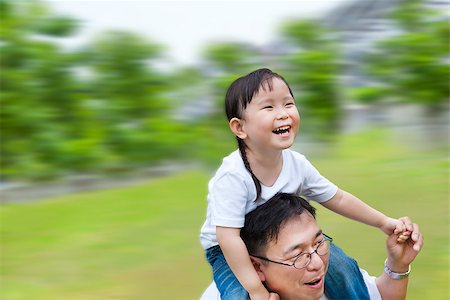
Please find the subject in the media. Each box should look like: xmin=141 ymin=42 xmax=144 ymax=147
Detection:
xmin=0 ymin=0 xmax=181 ymax=180
xmin=0 ymin=0 xmax=81 ymax=179
xmin=280 ymin=20 xmax=342 ymax=140
xmin=358 ymin=0 xmax=449 ymax=112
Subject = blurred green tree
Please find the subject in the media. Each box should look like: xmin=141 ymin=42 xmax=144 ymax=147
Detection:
xmin=356 ymin=0 xmax=449 ymax=114
xmin=0 ymin=0 xmax=186 ymax=180
xmin=280 ymin=20 xmax=342 ymax=141
xmin=80 ymin=30 xmax=183 ymax=169
xmin=199 ymin=42 xmax=262 ymax=164
xmin=0 ymin=0 xmax=81 ymax=179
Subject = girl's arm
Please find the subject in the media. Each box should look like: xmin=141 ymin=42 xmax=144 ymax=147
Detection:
xmin=216 ymin=226 xmax=270 ymax=300
xmin=321 ymin=189 xmax=406 ymax=235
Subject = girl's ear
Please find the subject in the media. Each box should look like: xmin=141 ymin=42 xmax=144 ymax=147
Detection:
xmin=229 ymin=117 xmax=247 ymax=139
xmin=251 ymin=257 xmax=266 ymax=282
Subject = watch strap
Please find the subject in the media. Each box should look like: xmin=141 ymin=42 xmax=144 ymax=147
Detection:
xmin=384 ymin=259 xmax=411 ymax=280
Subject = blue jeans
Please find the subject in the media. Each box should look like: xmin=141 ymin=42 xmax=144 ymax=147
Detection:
xmin=206 ymin=242 xmax=369 ymax=300
xmin=206 ymin=245 xmax=249 ymax=300
xmin=324 ymin=243 xmax=370 ymax=300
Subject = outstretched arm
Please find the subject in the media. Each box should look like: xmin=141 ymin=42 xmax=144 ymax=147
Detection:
xmin=321 ymin=189 xmax=420 ymax=247
xmin=321 ymin=189 xmax=392 ymax=229
xmin=376 ymin=219 xmax=424 ymax=300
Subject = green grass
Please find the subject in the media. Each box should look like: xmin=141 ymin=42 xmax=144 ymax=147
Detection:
xmin=1 ymin=129 xmax=448 ymax=299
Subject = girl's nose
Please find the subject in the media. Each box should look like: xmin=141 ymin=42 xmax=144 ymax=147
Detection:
xmin=277 ymin=108 xmax=289 ymax=119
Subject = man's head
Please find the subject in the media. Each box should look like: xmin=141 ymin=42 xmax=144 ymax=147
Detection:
xmin=241 ymin=193 xmax=330 ymax=300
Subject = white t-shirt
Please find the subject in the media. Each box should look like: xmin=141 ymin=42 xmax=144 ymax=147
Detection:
xmin=200 ymin=149 xmax=338 ymax=249
xmin=200 ymin=268 xmax=382 ymax=300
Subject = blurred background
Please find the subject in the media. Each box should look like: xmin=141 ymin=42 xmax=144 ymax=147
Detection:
xmin=1 ymin=0 xmax=448 ymax=299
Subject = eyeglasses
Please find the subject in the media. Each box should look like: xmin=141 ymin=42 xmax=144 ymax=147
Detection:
xmin=251 ymin=234 xmax=333 ymax=269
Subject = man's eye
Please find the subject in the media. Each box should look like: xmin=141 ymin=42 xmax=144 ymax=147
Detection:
xmin=289 ymin=252 xmax=303 ymax=261
xmin=315 ymin=239 xmax=325 ymax=248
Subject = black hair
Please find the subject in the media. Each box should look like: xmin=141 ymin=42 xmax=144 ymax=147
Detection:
xmin=224 ymin=68 xmax=294 ymax=201
xmin=240 ymin=193 xmax=316 ymax=257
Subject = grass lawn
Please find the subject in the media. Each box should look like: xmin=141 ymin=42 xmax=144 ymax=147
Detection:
xmin=1 ymin=129 xmax=448 ymax=299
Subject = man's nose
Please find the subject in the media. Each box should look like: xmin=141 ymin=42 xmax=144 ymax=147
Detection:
xmin=306 ymin=252 xmax=325 ymax=271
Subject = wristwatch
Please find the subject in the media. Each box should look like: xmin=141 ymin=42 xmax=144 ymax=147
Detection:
xmin=384 ymin=259 xmax=411 ymax=280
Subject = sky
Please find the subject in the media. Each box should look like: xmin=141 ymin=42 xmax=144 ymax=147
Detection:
xmin=46 ymin=0 xmax=347 ymax=67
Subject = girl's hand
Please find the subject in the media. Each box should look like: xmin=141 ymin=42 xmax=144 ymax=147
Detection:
xmin=269 ymin=292 xmax=280 ymax=300
xmin=380 ymin=216 xmax=413 ymax=237
xmin=380 ymin=216 xmax=404 ymax=235
xmin=381 ymin=216 xmax=421 ymax=249
xmin=396 ymin=216 xmax=422 ymax=251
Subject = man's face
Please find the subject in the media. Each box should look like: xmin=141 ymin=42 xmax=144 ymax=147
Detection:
xmin=255 ymin=213 xmax=329 ymax=300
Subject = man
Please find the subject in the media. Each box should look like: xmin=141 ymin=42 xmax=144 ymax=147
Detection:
xmin=201 ymin=193 xmax=423 ymax=300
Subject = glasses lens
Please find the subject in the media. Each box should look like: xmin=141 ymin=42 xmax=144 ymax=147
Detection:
xmin=293 ymin=239 xmax=331 ymax=269
xmin=316 ymin=240 xmax=331 ymax=256
xmin=293 ymin=253 xmax=309 ymax=269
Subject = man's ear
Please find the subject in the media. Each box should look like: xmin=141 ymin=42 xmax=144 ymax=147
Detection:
xmin=229 ymin=117 xmax=247 ymax=139
xmin=250 ymin=257 xmax=266 ymax=282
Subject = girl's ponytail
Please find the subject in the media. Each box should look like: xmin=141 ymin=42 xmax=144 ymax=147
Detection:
xmin=238 ymin=138 xmax=261 ymax=202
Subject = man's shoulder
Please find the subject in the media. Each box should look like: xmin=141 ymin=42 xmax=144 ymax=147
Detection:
xmin=200 ymin=282 xmax=220 ymax=300
xmin=199 ymin=270 xmax=382 ymax=300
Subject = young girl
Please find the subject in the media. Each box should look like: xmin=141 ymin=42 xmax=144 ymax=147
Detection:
xmin=200 ymin=68 xmax=414 ymax=300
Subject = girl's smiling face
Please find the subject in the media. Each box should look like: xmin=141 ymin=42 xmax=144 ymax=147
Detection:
xmin=238 ymin=77 xmax=300 ymax=154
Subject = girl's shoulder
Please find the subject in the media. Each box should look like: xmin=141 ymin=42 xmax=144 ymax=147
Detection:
xmin=283 ymin=149 xmax=308 ymax=162
xmin=214 ymin=149 xmax=249 ymax=178
xmin=209 ymin=150 xmax=254 ymax=194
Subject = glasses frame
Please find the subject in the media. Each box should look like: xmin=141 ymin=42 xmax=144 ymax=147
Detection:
xmin=251 ymin=233 xmax=333 ymax=270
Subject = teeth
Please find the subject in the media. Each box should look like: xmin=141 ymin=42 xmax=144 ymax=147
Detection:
xmin=274 ymin=126 xmax=290 ymax=133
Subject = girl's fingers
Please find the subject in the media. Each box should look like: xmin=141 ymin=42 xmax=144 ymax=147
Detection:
xmin=399 ymin=216 xmax=414 ymax=232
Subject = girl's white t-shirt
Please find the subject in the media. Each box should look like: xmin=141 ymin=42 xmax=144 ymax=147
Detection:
xmin=200 ymin=149 xmax=338 ymax=250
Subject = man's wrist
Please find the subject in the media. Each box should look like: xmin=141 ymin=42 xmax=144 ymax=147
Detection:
xmin=384 ymin=259 xmax=410 ymax=280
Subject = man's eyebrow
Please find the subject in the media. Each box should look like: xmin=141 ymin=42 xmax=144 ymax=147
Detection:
xmin=283 ymin=229 xmax=323 ymax=257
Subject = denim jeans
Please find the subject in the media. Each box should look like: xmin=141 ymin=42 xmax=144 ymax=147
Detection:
xmin=324 ymin=243 xmax=370 ymax=300
xmin=206 ymin=245 xmax=249 ymax=300
xmin=206 ymin=242 xmax=369 ymax=300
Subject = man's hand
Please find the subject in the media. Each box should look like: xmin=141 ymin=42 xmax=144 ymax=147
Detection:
xmin=385 ymin=218 xmax=423 ymax=271
xmin=376 ymin=217 xmax=423 ymax=300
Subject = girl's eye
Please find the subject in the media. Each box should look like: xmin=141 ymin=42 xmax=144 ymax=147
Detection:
xmin=286 ymin=102 xmax=295 ymax=107
xmin=263 ymin=106 xmax=273 ymax=110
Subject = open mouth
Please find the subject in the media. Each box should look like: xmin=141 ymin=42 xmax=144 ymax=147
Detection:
xmin=305 ymin=277 xmax=322 ymax=287
xmin=272 ymin=125 xmax=290 ymax=135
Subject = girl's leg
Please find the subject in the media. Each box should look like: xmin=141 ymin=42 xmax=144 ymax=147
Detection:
xmin=206 ymin=245 xmax=249 ymax=300
xmin=324 ymin=243 xmax=370 ymax=300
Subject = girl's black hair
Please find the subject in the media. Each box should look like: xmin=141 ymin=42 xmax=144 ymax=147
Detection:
xmin=225 ymin=68 xmax=294 ymax=201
